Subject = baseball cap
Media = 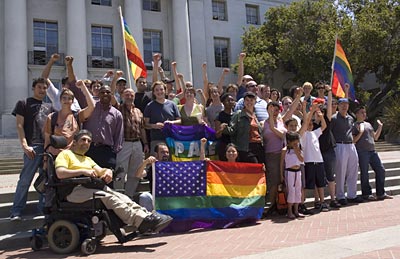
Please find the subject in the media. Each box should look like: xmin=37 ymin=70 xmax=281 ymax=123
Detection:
xmin=243 ymin=91 xmax=256 ymax=99
xmin=117 ymin=77 xmax=127 ymax=83
xmin=338 ymin=98 xmax=349 ymax=104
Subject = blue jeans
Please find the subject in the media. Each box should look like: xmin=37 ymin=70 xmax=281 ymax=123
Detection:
xmin=11 ymin=145 xmax=44 ymax=216
xmin=357 ymin=150 xmax=386 ymax=197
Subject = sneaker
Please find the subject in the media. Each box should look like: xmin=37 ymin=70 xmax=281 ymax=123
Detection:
xmin=338 ymin=199 xmax=348 ymax=206
xmin=377 ymin=194 xmax=394 ymax=200
xmin=10 ymin=215 xmax=21 ymax=221
xmin=329 ymin=200 xmax=341 ymax=208
xmin=347 ymin=196 xmax=364 ymax=203
xmin=362 ymin=195 xmax=377 ymax=201
xmin=138 ymin=212 xmax=173 ymax=234
xmin=299 ymin=204 xmax=314 ymax=215
xmin=314 ymin=201 xmax=321 ymax=210
xmin=320 ymin=203 xmax=329 ymax=212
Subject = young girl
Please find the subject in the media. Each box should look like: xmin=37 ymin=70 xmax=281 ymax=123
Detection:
xmin=281 ymin=131 xmax=304 ymax=219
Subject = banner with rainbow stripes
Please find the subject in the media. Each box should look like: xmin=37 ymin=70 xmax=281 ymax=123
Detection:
xmin=153 ymin=160 xmax=266 ymax=232
xmin=331 ymin=38 xmax=356 ymax=100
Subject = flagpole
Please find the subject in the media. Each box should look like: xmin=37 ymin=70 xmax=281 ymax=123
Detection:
xmin=330 ymin=34 xmax=338 ymax=88
xmin=118 ymin=6 xmax=133 ymax=89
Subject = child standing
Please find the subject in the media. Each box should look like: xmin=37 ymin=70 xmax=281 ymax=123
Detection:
xmin=300 ymin=102 xmax=328 ymax=211
xmin=281 ymin=132 xmax=304 ymax=219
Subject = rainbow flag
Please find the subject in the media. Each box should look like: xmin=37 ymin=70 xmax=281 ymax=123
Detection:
xmin=122 ymin=18 xmax=147 ymax=80
xmin=331 ymin=39 xmax=355 ymax=100
xmin=163 ymin=124 xmax=218 ymax=161
xmin=153 ymin=160 xmax=266 ymax=232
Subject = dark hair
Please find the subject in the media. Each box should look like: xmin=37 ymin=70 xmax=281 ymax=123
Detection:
xmin=354 ymin=106 xmax=366 ymax=114
xmin=220 ymin=93 xmax=234 ymax=103
xmin=286 ymin=131 xmax=300 ymax=144
xmin=267 ymin=101 xmax=280 ymax=109
xmin=270 ymin=88 xmax=281 ymax=100
xmin=288 ymin=85 xmax=299 ymax=99
xmin=32 ymin=77 xmax=47 ymax=89
xmin=154 ymin=143 xmax=168 ymax=153
xmin=225 ymin=143 xmax=238 ymax=152
xmin=74 ymin=129 xmax=92 ymax=141
xmin=90 ymin=80 xmax=103 ymax=88
xmin=285 ymin=117 xmax=298 ymax=127
xmin=61 ymin=77 xmax=69 ymax=85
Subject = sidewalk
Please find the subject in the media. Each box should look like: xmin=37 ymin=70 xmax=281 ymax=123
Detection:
xmin=2 ymin=196 xmax=400 ymax=259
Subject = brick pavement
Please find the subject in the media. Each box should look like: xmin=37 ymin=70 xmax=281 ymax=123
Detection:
xmin=2 ymin=196 xmax=400 ymax=259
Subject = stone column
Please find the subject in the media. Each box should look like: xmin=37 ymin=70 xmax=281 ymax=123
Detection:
xmin=3 ymin=0 xmax=28 ymax=137
xmin=124 ymin=0 xmax=143 ymax=89
xmin=66 ymin=0 xmax=87 ymax=80
xmin=172 ymin=0 xmax=193 ymax=82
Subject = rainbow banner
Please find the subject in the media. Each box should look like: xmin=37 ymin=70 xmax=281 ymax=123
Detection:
xmin=163 ymin=124 xmax=218 ymax=161
xmin=122 ymin=17 xmax=147 ymax=80
xmin=153 ymin=160 xmax=266 ymax=232
xmin=331 ymin=39 xmax=355 ymax=100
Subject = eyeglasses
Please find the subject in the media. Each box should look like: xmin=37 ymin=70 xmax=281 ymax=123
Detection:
xmin=283 ymin=102 xmax=292 ymax=106
xmin=247 ymin=85 xmax=257 ymax=88
xmin=317 ymin=87 xmax=325 ymax=90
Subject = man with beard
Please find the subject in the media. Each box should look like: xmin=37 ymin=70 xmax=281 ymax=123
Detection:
xmin=55 ymin=130 xmax=172 ymax=233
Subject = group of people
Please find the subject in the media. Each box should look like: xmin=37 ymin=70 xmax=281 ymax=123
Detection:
xmin=9 ymin=51 xmax=392 ymax=229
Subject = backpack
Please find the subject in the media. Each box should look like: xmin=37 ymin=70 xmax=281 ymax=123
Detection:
xmin=50 ymin=111 xmax=80 ymax=134
xmin=276 ymin=182 xmax=288 ymax=215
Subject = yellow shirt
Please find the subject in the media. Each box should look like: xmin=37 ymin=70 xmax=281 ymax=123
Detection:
xmin=55 ymin=149 xmax=97 ymax=171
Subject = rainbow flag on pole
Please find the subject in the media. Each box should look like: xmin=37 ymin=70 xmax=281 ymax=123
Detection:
xmin=153 ymin=160 xmax=266 ymax=232
xmin=331 ymin=38 xmax=355 ymax=100
xmin=122 ymin=17 xmax=147 ymax=80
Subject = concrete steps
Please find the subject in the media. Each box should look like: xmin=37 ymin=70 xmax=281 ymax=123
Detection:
xmin=0 ymin=141 xmax=399 ymax=250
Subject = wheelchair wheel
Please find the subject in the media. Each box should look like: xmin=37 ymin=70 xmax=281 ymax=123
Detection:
xmin=48 ymin=220 xmax=80 ymax=254
xmin=30 ymin=235 xmax=43 ymax=251
xmin=81 ymin=238 xmax=97 ymax=255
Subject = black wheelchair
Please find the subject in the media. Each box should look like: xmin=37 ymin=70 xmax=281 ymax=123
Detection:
xmin=31 ymin=136 xmax=137 ymax=255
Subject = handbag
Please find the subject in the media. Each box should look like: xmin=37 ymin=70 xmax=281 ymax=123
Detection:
xmin=34 ymin=173 xmax=47 ymax=194
xmin=276 ymin=182 xmax=288 ymax=215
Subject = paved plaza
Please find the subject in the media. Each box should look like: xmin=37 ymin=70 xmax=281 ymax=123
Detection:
xmin=1 ymin=196 xmax=400 ymax=259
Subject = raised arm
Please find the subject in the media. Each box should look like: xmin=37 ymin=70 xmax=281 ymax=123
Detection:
xmin=298 ymin=100 xmax=312 ymax=136
xmin=344 ymin=83 xmax=350 ymax=99
xmin=76 ymin=80 xmax=95 ymax=121
xmin=110 ymin=70 xmax=122 ymax=95
xmin=282 ymin=87 xmax=303 ymax=122
xmin=171 ymin=61 xmax=184 ymax=92
xmin=65 ymin=56 xmax=76 ymax=83
xmin=152 ymin=53 xmax=161 ymax=83
xmin=326 ymin=84 xmax=333 ymax=121
xmin=268 ymin=108 xmax=285 ymax=139
xmin=202 ymin=63 xmax=210 ymax=101
xmin=236 ymin=53 xmax=246 ymax=86
xmin=42 ymin=53 xmax=60 ymax=79
xmin=374 ymin=120 xmax=383 ymax=141
xmin=217 ymin=68 xmax=230 ymax=94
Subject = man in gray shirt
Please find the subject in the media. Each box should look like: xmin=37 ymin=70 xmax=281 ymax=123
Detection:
xmin=353 ymin=106 xmax=393 ymax=201
xmin=331 ymin=98 xmax=363 ymax=205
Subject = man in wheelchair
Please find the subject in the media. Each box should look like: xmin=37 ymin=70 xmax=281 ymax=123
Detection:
xmin=54 ymin=130 xmax=172 ymax=237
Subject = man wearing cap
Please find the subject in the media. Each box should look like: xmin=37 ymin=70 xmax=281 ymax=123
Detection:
xmin=234 ymin=81 xmax=269 ymax=122
xmin=331 ymin=97 xmax=363 ymax=205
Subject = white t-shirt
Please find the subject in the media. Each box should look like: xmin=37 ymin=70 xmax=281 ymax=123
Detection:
xmin=301 ymin=127 xmax=323 ymax=163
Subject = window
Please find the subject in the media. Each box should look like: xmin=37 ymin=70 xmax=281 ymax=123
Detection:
xmin=212 ymin=0 xmax=227 ymax=21
xmin=91 ymin=0 xmax=111 ymax=6
xmin=33 ymin=21 xmax=58 ymax=65
xmin=91 ymin=26 xmax=114 ymax=68
xmin=143 ymin=0 xmax=160 ymax=11
xmin=246 ymin=5 xmax=259 ymax=25
xmin=214 ymin=38 xmax=229 ymax=68
xmin=143 ymin=30 xmax=162 ymax=69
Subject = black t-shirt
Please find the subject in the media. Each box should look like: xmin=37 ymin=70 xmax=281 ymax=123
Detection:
xmin=134 ymin=92 xmax=151 ymax=113
xmin=12 ymin=97 xmax=53 ymax=145
xmin=318 ymin=114 xmax=336 ymax=152
xmin=216 ymin=110 xmax=232 ymax=144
